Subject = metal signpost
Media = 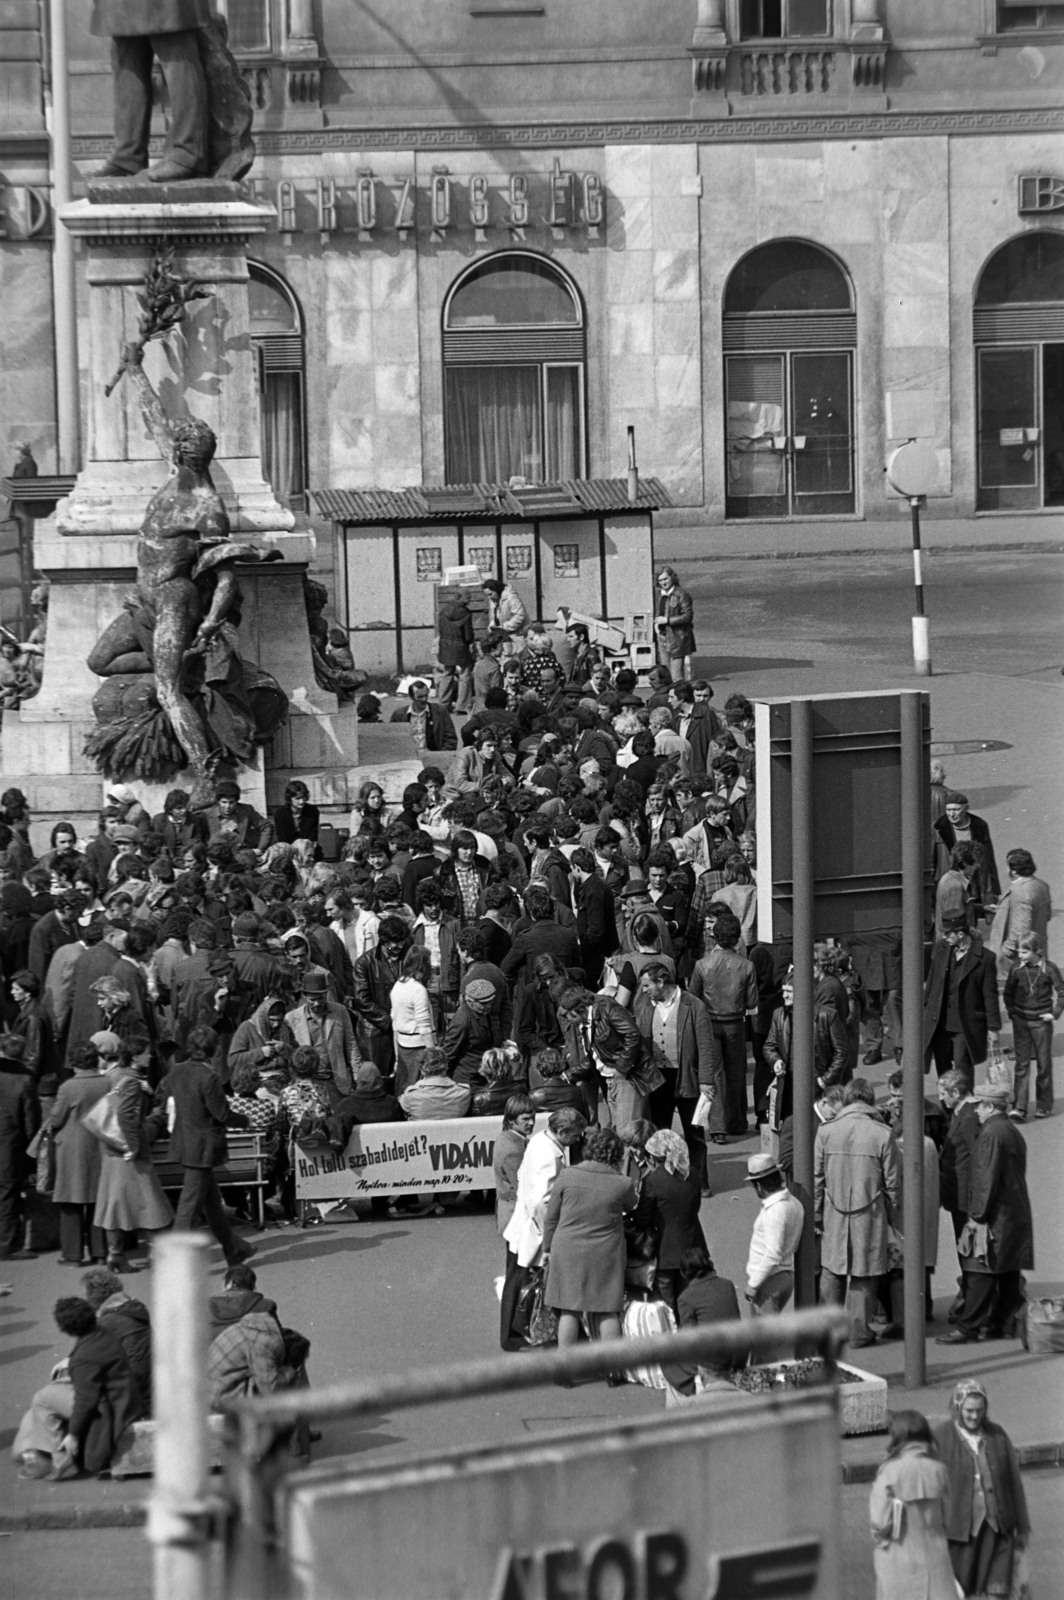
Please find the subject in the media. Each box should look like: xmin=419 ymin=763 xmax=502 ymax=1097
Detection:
xmin=754 ymin=691 xmax=932 ymax=1380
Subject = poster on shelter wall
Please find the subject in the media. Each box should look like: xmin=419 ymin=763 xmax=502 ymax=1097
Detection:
xmin=416 ymin=546 xmax=442 ymax=582
xmin=553 ymin=543 xmax=579 ymax=578
xmin=505 ymin=545 xmax=533 ymax=582
xmin=469 ymin=546 xmax=495 ymax=577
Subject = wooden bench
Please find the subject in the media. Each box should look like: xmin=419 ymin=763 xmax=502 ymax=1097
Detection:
xmin=151 ymin=1132 xmax=271 ymax=1228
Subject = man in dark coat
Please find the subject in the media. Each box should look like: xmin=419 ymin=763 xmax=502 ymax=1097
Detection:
xmin=635 ymin=962 xmax=719 ymax=1192
xmin=231 ymin=915 xmax=289 ymax=1022
xmin=389 ymin=680 xmax=458 ymax=752
xmin=924 ymin=915 xmax=1002 ymax=1084
xmin=0 ymin=1032 xmax=40 ymax=1258
xmin=569 ymin=848 xmax=619 ymax=988
xmin=937 ymin=1080 xmax=1034 ymax=1344
xmin=501 ymin=885 xmax=580 ymax=986
xmin=52 ymin=1296 xmax=142 ymax=1478
xmin=90 ymin=0 xmax=209 ymax=182
xmin=153 ymin=1026 xmax=254 ymax=1267
xmin=436 ymin=597 xmax=475 ymax=713
xmin=28 ymin=891 xmax=81 ymax=986
xmin=933 ymin=792 xmax=1000 ymax=913
xmin=442 ymin=980 xmax=502 ymax=1086
xmin=555 ymin=983 xmax=662 ymax=1127
xmin=350 ymin=919 xmax=407 ymax=1077
xmin=208 ymin=1261 xmax=279 ymax=1341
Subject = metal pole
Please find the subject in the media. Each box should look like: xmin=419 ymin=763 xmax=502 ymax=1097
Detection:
xmin=900 ymin=691 xmax=927 ymax=1388
xmin=790 ymin=698 xmax=817 ymax=1308
xmin=909 ymin=497 xmax=931 ymax=676
xmin=626 ymin=424 xmax=639 ymax=504
xmin=48 ymin=0 xmax=81 ymax=474
xmin=149 ymin=1234 xmax=217 ymax=1600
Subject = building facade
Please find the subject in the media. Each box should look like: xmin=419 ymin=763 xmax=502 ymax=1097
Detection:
xmin=2 ymin=1 xmax=1064 ymax=625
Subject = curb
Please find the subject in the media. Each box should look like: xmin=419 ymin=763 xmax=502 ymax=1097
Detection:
xmin=840 ymin=1438 xmax=1064 ymax=1485
xmin=5 ymin=1443 xmax=1062 ymax=1531
xmin=658 ymin=539 xmax=1064 ymax=564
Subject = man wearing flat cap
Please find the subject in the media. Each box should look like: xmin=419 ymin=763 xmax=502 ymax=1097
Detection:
xmin=442 ymin=978 xmax=503 ymax=1087
xmin=937 ymin=1080 xmax=1034 ymax=1345
xmin=744 ymin=1153 xmax=805 ymax=1316
xmin=285 ymin=972 xmax=357 ymax=1098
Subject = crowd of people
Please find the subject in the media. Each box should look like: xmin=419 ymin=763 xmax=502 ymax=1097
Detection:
xmin=0 ymin=568 xmax=1051 ymax=1571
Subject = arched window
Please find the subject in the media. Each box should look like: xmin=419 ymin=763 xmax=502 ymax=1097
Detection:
xmin=974 ymin=232 xmax=1064 ymax=510
xmin=443 ymin=253 xmax=587 ymax=484
xmin=723 ymin=240 xmax=856 ymax=518
xmin=248 ymin=262 xmax=306 ymax=508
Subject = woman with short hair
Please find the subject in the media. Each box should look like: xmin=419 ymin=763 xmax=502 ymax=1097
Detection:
xmin=92 ymin=1045 xmax=173 ymax=1275
xmin=541 ymin=1125 xmax=637 ymax=1375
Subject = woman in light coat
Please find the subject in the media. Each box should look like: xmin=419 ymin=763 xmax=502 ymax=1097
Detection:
xmin=49 ymin=1041 xmax=111 ymax=1265
xmin=499 ymin=1107 xmax=586 ymax=1352
xmin=869 ymin=1410 xmax=957 ymax=1600
xmin=91 ymin=1044 xmax=173 ymax=1274
xmin=390 ymin=945 xmax=436 ymax=1096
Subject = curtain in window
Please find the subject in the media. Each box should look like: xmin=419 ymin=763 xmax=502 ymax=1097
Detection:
xmin=545 ymin=367 xmax=579 ymax=479
xmin=445 ymin=367 xmax=541 ymax=483
xmin=262 ymin=373 xmax=303 ymax=504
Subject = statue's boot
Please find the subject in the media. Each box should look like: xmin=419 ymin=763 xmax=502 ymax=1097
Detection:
xmin=92 ymin=160 xmax=145 ymax=178
xmin=148 ymin=158 xmax=206 ymax=183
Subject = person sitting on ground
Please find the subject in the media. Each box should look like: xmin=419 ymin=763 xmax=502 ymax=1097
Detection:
xmin=398 ymin=1046 xmax=472 ymax=1120
xmin=329 ymin=1062 xmax=405 ymax=1149
xmin=207 ymin=1291 xmax=309 ymax=1415
xmin=13 ymin=1297 xmax=142 ymax=1481
xmin=208 ymin=1263 xmax=280 ymax=1341
xmin=659 ymin=1248 xmax=743 ymax=1398
xmin=80 ymin=1266 xmax=153 ymax=1413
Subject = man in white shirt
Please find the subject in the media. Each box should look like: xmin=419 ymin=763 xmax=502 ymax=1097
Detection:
xmin=744 ymin=1153 xmax=805 ymax=1316
xmin=326 ymin=886 xmax=379 ymax=966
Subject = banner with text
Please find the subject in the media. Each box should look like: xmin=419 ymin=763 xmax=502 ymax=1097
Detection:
xmin=294 ymin=1116 xmax=544 ymax=1201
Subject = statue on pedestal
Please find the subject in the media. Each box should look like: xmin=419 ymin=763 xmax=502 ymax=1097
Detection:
xmin=91 ymin=0 xmax=254 ymax=183
xmin=86 ymin=254 xmax=287 ymax=803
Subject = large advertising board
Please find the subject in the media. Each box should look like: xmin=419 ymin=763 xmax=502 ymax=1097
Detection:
xmin=277 ymin=1391 xmax=841 ymax=1599
xmin=294 ymin=1115 xmax=547 ymax=1202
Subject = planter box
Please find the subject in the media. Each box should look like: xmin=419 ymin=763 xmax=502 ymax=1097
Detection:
xmin=763 ymin=1359 xmax=888 ymax=1436
xmin=665 ymin=1359 xmax=888 ymax=1436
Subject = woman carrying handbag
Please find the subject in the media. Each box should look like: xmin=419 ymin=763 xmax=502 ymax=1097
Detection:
xmin=88 ymin=1039 xmax=172 ymax=1274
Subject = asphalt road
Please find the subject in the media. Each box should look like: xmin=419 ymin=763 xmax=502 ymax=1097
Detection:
xmin=673 ymin=549 xmax=1064 ymax=681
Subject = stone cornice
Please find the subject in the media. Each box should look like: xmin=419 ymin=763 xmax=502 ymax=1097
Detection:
xmin=65 ymin=103 xmax=1064 ymax=156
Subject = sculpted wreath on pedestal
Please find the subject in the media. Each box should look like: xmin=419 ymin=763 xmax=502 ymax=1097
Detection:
xmin=85 ymin=258 xmax=288 ymax=805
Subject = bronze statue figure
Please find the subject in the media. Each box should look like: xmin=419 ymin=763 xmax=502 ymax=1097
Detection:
xmin=86 ymin=260 xmax=287 ymax=801
xmin=90 ymin=0 xmax=254 ymax=183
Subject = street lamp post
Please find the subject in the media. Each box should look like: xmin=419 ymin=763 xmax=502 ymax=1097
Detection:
xmin=886 ymin=440 xmax=938 ymax=678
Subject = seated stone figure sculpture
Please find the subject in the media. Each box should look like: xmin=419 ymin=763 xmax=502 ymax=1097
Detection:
xmin=86 ymin=350 xmax=287 ymax=804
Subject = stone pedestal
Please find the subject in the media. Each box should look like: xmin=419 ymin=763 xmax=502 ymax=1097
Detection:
xmin=4 ymin=189 xmax=358 ymax=850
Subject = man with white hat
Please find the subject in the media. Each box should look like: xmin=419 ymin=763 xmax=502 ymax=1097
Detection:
xmin=744 ymin=1153 xmax=805 ymax=1316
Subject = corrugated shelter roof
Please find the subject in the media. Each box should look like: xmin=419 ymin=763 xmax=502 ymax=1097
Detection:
xmin=311 ymin=477 xmax=671 ymax=524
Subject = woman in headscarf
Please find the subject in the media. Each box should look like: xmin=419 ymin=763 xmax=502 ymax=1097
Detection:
xmin=930 ymin=1380 xmax=1030 ymax=1598
xmin=868 ymin=1409 xmax=956 ymax=1600
xmin=633 ymin=1128 xmax=708 ymax=1313
xmin=92 ymin=1041 xmax=173 ymax=1275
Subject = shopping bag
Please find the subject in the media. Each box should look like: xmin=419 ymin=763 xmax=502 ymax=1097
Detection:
xmin=622 ymin=1298 xmax=676 ymax=1388
xmin=624 ymin=1221 xmax=658 ymax=1292
xmin=81 ymin=1091 xmax=127 ymax=1155
xmin=528 ymin=1276 xmax=559 ymax=1347
xmin=691 ymin=1090 xmax=713 ymax=1130
xmin=1020 ymin=1296 xmax=1064 ymax=1354
xmin=1009 ymin=1547 xmax=1033 ymax=1600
